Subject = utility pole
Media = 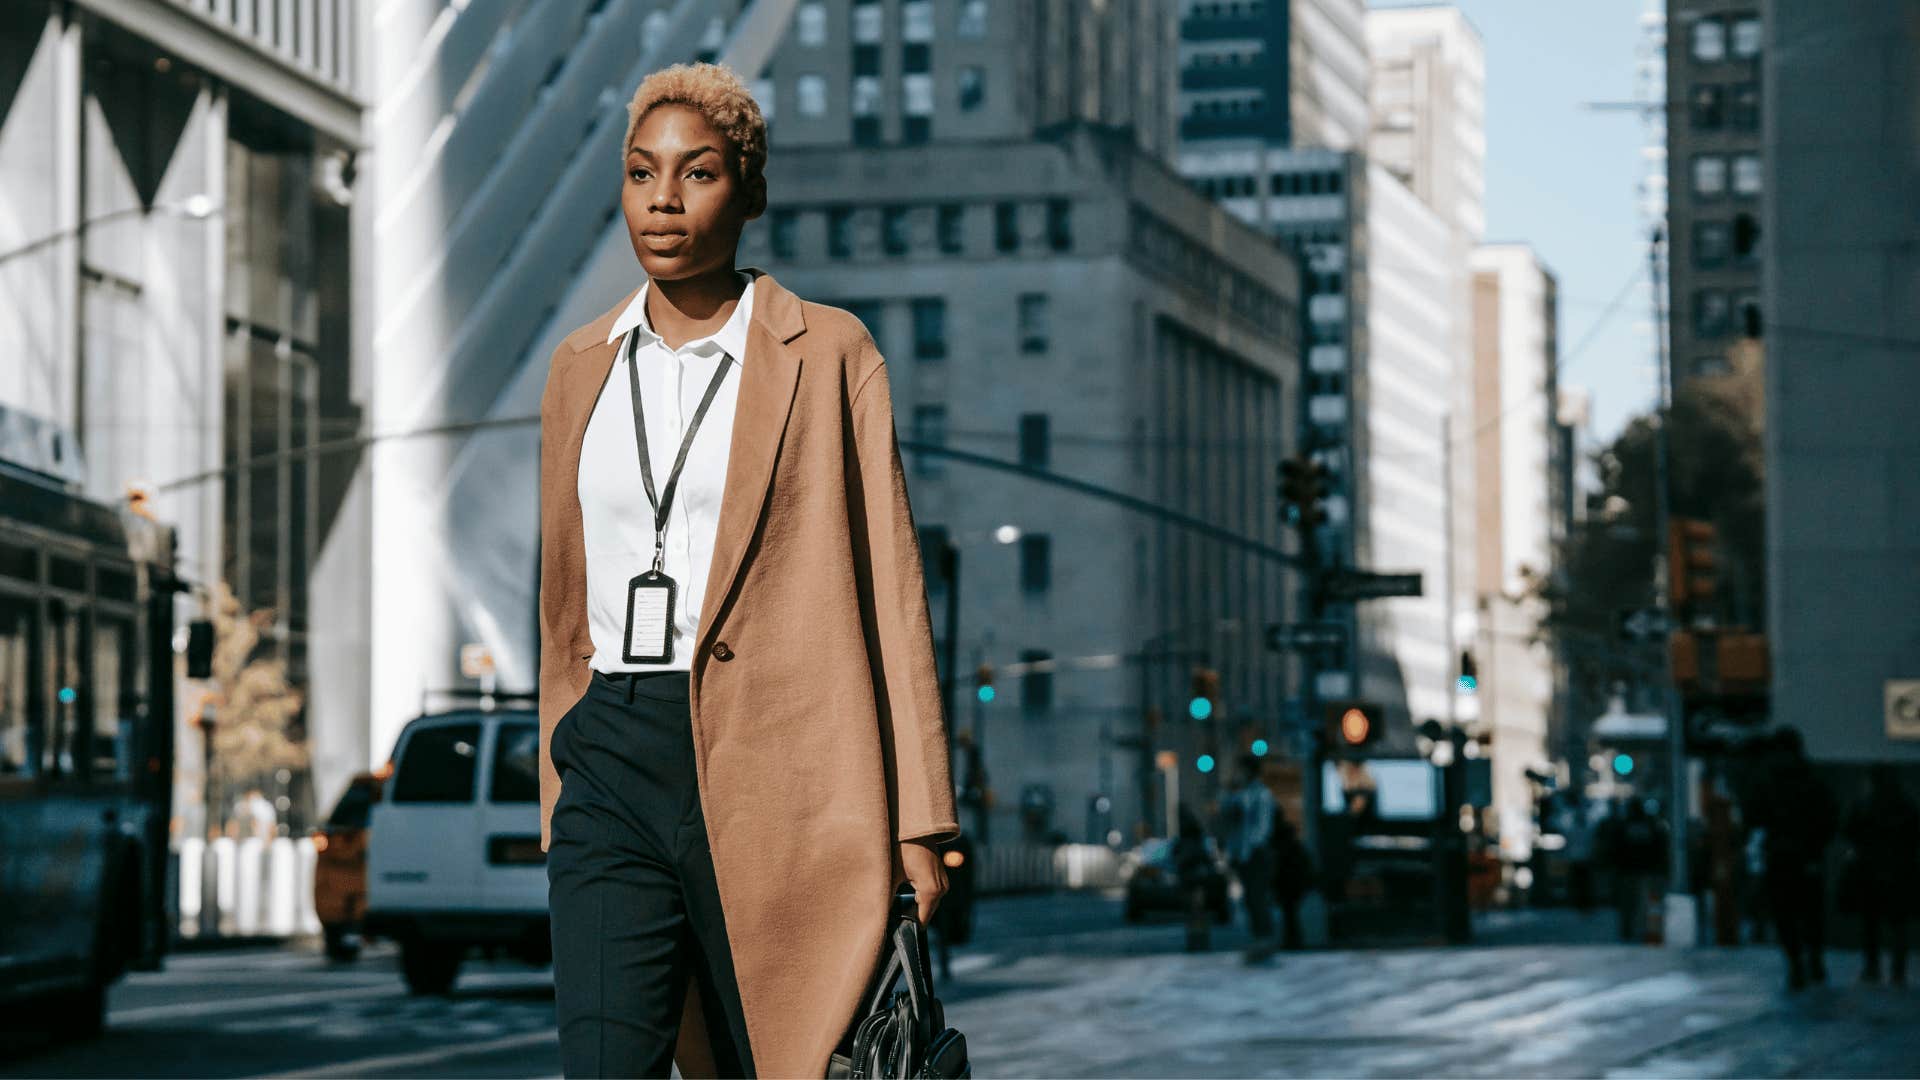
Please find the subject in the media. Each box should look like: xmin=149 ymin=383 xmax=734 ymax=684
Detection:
xmin=1649 ymin=224 xmax=1695 ymax=945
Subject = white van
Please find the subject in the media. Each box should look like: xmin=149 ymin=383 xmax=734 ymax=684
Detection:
xmin=364 ymin=697 xmax=549 ymax=994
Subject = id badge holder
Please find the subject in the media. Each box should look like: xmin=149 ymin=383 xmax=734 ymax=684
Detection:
xmin=622 ymin=569 xmax=677 ymax=664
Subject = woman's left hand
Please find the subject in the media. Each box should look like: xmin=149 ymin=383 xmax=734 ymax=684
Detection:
xmin=899 ymin=840 xmax=949 ymax=924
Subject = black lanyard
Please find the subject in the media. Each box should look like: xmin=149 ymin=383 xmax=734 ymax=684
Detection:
xmin=624 ymin=324 xmax=733 ymax=576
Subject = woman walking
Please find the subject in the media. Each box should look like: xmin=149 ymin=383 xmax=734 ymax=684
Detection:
xmin=537 ymin=62 xmax=960 ymax=1078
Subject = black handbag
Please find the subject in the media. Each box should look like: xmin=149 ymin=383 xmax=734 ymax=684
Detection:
xmin=826 ymin=892 xmax=971 ymax=1079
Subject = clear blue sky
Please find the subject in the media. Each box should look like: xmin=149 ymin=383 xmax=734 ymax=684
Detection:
xmin=1372 ymin=0 xmax=1657 ymax=445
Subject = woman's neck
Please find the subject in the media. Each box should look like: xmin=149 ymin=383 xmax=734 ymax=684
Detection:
xmin=647 ymin=265 xmax=745 ymax=350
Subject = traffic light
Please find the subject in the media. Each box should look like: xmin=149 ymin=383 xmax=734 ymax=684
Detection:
xmin=1457 ymin=650 xmax=1478 ymax=695
xmin=1325 ymin=700 xmax=1382 ymax=752
xmin=974 ymin=663 xmax=995 ymax=704
xmin=1276 ymin=454 xmax=1331 ymax=529
xmin=186 ymin=619 xmax=215 ymax=679
xmin=1668 ymin=518 xmax=1717 ymax=616
xmin=1611 ymin=752 xmax=1636 ymax=778
xmin=1188 ymin=667 xmax=1220 ymax=721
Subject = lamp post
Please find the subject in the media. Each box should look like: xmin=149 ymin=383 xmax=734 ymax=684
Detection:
xmin=196 ymin=701 xmax=219 ymax=939
xmin=0 ymin=194 xmax=221 ymax=268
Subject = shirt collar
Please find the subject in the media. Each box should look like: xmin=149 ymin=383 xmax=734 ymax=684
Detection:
xmin=606 ymin=270 xmax=756 ymax=363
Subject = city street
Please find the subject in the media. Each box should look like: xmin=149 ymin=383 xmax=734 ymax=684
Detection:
xmin=7 ymin=892 xmax=1917 ymax=1078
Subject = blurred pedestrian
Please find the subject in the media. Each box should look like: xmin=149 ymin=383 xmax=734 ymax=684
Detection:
xmin=1842 ymin=765 xmax=1918 ymax=986
xmin=230 ymin=786 xmax=276 ymax=841
xmin=1564 ymin=802 xmax=1598 ymax=913
xmin=1220 ymin=756 xmax=1277 ymax=946
xmin=1599 ymin=796 xmax=1667 ymax=942
xmin=1269 ymin=809 xmax=1313 ymax=950
xmin=536 ymin=63 xmax=958 ymax=1078
xmin=1746 ymin=728 xmax=1838 ymax=990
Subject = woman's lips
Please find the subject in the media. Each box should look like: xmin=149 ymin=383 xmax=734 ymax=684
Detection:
xmin=641 ymin=231 xmax=687 ymax=251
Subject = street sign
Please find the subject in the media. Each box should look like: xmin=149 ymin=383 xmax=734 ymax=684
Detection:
xmin=1265 ymin=621 xmax=1348 ymax=652
xmin=1616 ymin=607 xmax=1672 ymax=643
xmin=1320 ymin=570 xmax=1422 ymax=603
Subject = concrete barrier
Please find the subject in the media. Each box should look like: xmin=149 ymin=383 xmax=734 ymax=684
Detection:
xmin=174 ymin=836 xmax=322 ymax=940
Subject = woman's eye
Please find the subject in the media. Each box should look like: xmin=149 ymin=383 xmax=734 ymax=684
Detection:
xmin=629 ymin=168 xmax=648 ymax=181
xmin=689 ymin=167 xmax=715 ymax=180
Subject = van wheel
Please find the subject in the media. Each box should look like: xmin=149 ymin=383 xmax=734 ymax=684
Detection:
xmin=400 ymin=939 xmax=463 ymax=995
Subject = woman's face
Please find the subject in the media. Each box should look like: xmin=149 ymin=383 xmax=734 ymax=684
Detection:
xmin=621 ymin=104 xmax=764 ymax=281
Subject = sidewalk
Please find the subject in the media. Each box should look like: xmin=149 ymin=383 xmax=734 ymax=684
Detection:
xmin=943 ymin=936 xmax=1920 ymax=1077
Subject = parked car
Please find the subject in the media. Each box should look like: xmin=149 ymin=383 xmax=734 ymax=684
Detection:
xmin=363 ymin=696 xmax=548 ymax=994
xmin=313 ymin=770 xmax=384 ymax=962
xmin=1122 ymin=836 xmax=1232 ymax=924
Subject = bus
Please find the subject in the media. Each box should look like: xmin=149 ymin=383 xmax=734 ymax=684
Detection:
xmin=0 ymin=409 xmax=179 ymax=1038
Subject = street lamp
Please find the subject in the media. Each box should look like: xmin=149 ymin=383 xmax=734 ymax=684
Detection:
xmin=0 ymin=194 xmax=222 ymax=267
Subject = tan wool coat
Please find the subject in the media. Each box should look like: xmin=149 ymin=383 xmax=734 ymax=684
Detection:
xmin=536 ymin=267 xmax=961 ymax=1078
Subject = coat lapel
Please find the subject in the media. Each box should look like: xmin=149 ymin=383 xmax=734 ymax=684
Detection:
xmin=548 ymin=269 xmax=807 ymax=667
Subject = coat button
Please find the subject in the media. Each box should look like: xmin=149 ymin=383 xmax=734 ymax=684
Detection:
xmin=711 ymin=640 xmax=734 ymax=661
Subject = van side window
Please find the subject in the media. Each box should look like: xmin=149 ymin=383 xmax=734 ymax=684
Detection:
xmin=490 ymin=722 xmax=540 ymax=804
xmin=392 ymin=723 xmax=481 ymax=803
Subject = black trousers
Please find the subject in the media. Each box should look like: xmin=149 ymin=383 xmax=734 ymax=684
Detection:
xmin=547 ymin=669 xmax=756 ymax=1078
xmin=1231 ymin=846 xmax=1276 ymax=941
xmin=1767 ymin=863 xmax=1828 ymax=983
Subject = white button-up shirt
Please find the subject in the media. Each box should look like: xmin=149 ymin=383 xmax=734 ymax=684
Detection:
xmin=580 ymin=271 xmax=754 ymax=673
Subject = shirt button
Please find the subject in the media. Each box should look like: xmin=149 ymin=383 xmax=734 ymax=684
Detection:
xmin=711 ymin=641 xmax=734 ymax=661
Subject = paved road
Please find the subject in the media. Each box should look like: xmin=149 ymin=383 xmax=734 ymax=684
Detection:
xmin=4 ymin=891 xmax=1915 ymax=1078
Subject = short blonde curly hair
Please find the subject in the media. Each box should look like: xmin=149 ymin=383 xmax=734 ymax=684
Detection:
xmin=622 ymin=61 xmax=767 ymax=191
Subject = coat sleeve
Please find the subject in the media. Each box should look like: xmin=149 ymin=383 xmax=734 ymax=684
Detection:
xmin=848 ymin=346 xmax=961 ymax=846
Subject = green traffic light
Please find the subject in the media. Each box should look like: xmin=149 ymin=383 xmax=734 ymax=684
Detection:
xmin=1196 ymin=754 xmax=1215 ymax=773
xmin=1251 ymin=739 xmax=1268 ymax=756
xmin=1457 ymin=675 xmax=1477 ymax=694
xmin=1612 ymin=753 xmax=1634 ymax=777
xmin=977 ymin=685 xmax=995 ymax=704
xmin=1188 ymin=696 xmax=1212 ymax=721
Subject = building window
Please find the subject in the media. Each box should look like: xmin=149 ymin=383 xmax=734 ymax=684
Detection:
xmin=902 ymin=0 xmax=934 ymax=41
xmin=797 ymin=74 xmax=827 ymax=116
xmin=1693 ymin=289 xmax=1730 ymax=337
xmin=846 ymin=299 xmax=885 ymax=355
xmin=958 ymin=0 xmax=988 ymax=38
xmin=750 ymin=78 xmax=776 ymax=121
xmin=912 ymin=404 xmax=947 ymax=478
xmin=958 ymin=65 xmax=985 ymax=111
xmin=903 ymin=72 xmax=934 ymax=115
xmin=828 ymin=205 xmax=854 ymax=258
xmin=1692 ymin=220 xmax=1729 ymax=267
xmin=1731 ymin=153 xmax=1762 ymax=196
xmin=854 ymin=116 xmax=881 ymax=145
xmin=937 ymin=203 xmax=964 ymax=253
xmin=853 ymin=44 xmax=881 ymax=77
xmin=882 ymin=205 xmax=910 ymax=255
xmin=1732 ymin=211 xmax=1761 ymax=264
xmin=852 ymin=0 xmax=883 ymax=43
xmin=902 ymin=116 xmax=931 ymax=143
xmin=1046 ymin=198 xmax=1071 ymax=251
xmin=995 ymin=201 xmax=1020 ymax=252
xmin=1730 ymin=15 xmax=1761 ymax=59
xmin=1734 ymin=290 xmax=1762 ymax=337
xmin=770 ymin=208 xmax=797 ymax=258
xmin=903 ymin=43 xmax=931 ymax=74
xmin=1692 ymin=154 xmax=1725 ymax=197
xmin=912 ymin=297 xmax=947 ymax=360
xmin=796 ymin=2 xmax=827 ymax=46
xmin=1017 ymin=293 xmax=1049 ymax=352
xmin=1019 ymin=413 xmax=1049 ymax=469
xmin=1729 ymin=82 xmax=1760 ymax=131
xmin=1690 ymin=16 xmax=1725 ymax=62
xmin=1020 ymin=648 xmax=1053 ymax=711
xmin=1019 ymin=534 xmax=1051 ymax=593
xmin=1690 ymin=84 xmax=1723 ymax=130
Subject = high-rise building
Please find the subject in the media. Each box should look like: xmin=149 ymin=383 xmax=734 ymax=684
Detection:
xmin=1664 ymin=0 xmax=1764 ymax=390
xmin=0 ymin=0 xmax=362 ymax=834
xmin=753 ymin=0 xmax=1302 ymax=843
xmin=1763 ymin=0 xmax=1920 ymax=769
xmin=1469 ymin=243 xmax=1561 ymax=862
xmin=1176 ymin=1 xmax=1371 ymax=725
xmin=1364 ymin=6 xmax=1484 ymax=737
